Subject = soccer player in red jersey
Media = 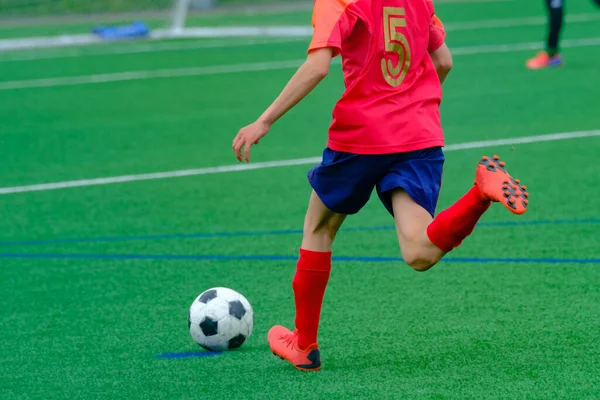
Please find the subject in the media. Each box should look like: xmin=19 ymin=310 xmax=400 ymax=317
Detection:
xmin=233 ymin=0 xmax=529 ymax=371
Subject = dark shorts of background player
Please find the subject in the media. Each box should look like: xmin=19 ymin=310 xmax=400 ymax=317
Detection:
xmin=308 ymin=147 xmax=444 ymax=217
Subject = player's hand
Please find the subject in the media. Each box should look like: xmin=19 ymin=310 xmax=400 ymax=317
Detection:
xmin=232 ymin=120 xmax=270 ymax=163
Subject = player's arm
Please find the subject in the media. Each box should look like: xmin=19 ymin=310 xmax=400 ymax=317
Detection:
xmin=428 ymin=14 xmax=452 ymax=84
xmin=232 ymin=48 xmax=333 ymax=163
xmin=258 ymin=48 xmax=333 ymax=128
xmin=429 ymin=43 xmax=452 ymax=84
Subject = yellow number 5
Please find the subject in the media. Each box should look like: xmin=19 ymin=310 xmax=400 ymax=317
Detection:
xmin=381 ymin=7 xmax=411 ymax=87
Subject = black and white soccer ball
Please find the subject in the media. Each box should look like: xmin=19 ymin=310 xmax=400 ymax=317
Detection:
xmin=188 ymin=287 xmax=253 ymax=352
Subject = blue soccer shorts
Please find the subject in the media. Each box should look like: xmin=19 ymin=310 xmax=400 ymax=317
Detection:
xmin=307 ymin=147 xmax=444 ymax=217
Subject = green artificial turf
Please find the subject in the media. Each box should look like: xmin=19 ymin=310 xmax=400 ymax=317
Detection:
xmin=1 ymin=2 xmax=599 ymax=399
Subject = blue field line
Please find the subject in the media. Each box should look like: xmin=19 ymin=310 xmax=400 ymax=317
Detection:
xmin=0 ymin=252 xmax=598 ymax=264
xmin=0 ymin=218 xmax=598 ymax=247
xmin=0 ymin=228 xmax=304 ymax=246
xmin=154 ymin=351 xmax=221 ymax=359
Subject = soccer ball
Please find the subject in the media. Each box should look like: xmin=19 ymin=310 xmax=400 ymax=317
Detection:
xmin=188 ymin=287 xmax=254 ymax=352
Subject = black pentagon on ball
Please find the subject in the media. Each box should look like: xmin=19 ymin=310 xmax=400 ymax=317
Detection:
xmin=198 ymin=289 xmax=217 ymax=303
xmin=228 ymin=300 xmax=246 ymax=320
xmin=199 ymin=317 xmax=219 ymax=336
xmin=228 ymin=334 xmax=246 ymax=349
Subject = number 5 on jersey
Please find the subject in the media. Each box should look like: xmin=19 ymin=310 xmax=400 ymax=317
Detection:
xmin=381 ymin=7 xmax=411 ymax=87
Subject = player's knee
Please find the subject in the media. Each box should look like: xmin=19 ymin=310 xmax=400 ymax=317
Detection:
xmin=303 ymin=218 xmax=340 ymax=244
xmin=402 ymin=251 xmax=440 ymax=272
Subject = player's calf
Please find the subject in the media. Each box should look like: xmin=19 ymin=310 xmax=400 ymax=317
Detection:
xmin=301 ymin=191 xmax=346 ymax=252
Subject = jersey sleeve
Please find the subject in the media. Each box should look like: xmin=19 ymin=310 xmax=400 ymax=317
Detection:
xmin=308 ymin=0 xmax=357 ymax=57
xmin=428 ymin=14 xmax=446 ymax=53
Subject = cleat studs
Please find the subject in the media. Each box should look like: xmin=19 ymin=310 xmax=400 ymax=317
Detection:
xmin=482 ymin=156 xmax=489 ymax=161
xmin=521 ymin=185 xmax=527 ymax=190
xmin=493 ymin=155 xmax=499 ymax=160
xmin=509 ymin=199 xmax=515 ymax=204
xmin=489 ymin=162 xmax=496 ymax=167
xmin=515 ymin=179 xmax=520 ymax=184
xmin=499 ymin=161 xmax=506 ymax=167
xmin=502 ymin=184 xmax=508 ymax=189
xmin=504 ymin=191 xmax=511 ymax=196
xmin=524 ymin=192 xmax=529 ymax=197
xmin=512 ymin=185 xmax=518 ymax=189
xmin=524 ymin=199 xmax=529 ymax=205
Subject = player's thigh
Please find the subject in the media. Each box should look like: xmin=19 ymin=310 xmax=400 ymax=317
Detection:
xmin=301 ymin=190 xmax=347 ymax=251
xmin=376 ymin=147 xmax=445 ymax=267
xmin=389 ymin=189 xmax=434 ymax=251
xmin=376 ymin=147 xmax=444 ymax=217
xmin=390 ymin=189 xmax=443 ymax=269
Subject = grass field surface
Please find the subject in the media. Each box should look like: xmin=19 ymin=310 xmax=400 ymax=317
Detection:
xmin=1 ymin=1 xmax=599 ymax=399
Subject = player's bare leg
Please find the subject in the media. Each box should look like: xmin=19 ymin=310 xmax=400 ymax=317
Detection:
xmin=390 ymin=189 xmax=444 ymax=271
xmin=268 ymin=190 xmax=346 ymax=371
xmin=301 ymin=190 xmax=347 ymax=251
xmin=393 ymin=155 xmax=528 ymax=271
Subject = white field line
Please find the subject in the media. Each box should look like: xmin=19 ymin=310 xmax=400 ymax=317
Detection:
xmin=1 ymin=36 xmax=599 ymax=91
xmin=151 ymin=26 xmax=314 ymax=39
xmin=443 ymin=12 xmax=600 ymax=31
xmin=1 ymin=12 xmax=599 ymax=54
xmin=0 ymin=130 xmax=598 ymax=195
xmin=167 ymin=13 xmax=600 ymax=36
xmin=0 ymin=37 xmax=307 ymax=62
xmin=0 ymin=27 xmax=311 ymax=52
xmin=451 ymin=37 xmax=600 ymax=55
xmin=0 ymin=59 xmax=306 ymax=91
xmin=0 ymin=34 xmax=101 ymax=51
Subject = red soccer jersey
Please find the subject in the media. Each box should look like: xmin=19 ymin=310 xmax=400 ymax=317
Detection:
xmin=309 ymin=0 xmax=447 ymax=154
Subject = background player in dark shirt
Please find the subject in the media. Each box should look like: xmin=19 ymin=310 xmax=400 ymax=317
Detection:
xmin=527 ymin=0 xmax=600 ymax=68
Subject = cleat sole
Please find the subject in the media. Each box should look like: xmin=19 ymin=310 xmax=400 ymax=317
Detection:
xmin=478 ymin=155 xmax=528 ymax=214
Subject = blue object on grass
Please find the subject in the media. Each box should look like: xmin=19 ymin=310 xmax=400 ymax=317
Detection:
xmin=92 ymin=21 xmax=149 ymax=40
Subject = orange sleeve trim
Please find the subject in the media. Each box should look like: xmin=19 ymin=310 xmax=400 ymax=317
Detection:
xmin=432 ymin=15 xmax=445 ymax=32
xmin=308 ymin=0 xmax=357 ymax=53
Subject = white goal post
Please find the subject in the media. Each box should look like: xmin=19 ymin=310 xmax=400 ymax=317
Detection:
xmin=171 ymin=0 xmax=194 ymax=34
xmin=0 ymin=0 xmax=311 ymax=51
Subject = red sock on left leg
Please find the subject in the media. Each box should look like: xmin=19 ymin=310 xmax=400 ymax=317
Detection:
xmin=427 ymin=185 xmax=491 ymax=252
xmin=293 ymin=248 xmax=331 ymax=350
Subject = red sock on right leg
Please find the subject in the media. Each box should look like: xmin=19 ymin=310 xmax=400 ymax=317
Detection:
xmin=427 ymin=185 xmax=491 ymax=252
xmin=293 ymin=248 xmax=331 ymax=350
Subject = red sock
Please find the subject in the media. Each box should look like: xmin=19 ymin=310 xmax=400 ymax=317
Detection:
xmin=427 ymin=186 xmax=491 ymax=252
xmin=293 ymin=248 xmax=331 ymax=350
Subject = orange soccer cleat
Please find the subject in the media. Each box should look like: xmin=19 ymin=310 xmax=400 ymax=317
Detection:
xmin=475 ymin=155 xmax=529 ymax=215
xmin=268 ymin=326 xmax=321 ymax=371
xmin=526 ymin=51 xmax=563 ymax=69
